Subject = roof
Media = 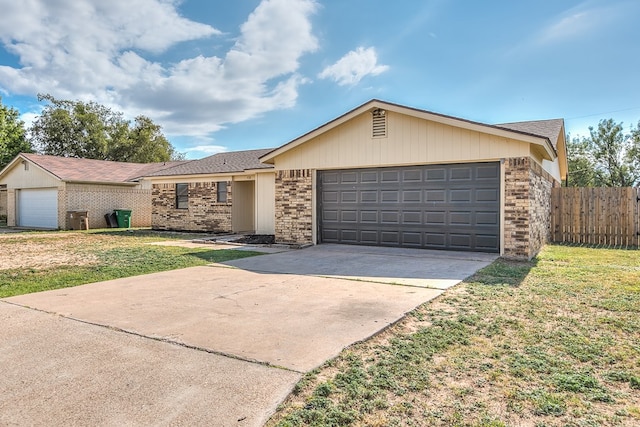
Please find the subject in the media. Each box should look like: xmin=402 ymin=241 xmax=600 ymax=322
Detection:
xmin=145 ymin=148 xmax=274 ymax=177
xmin=496 ymin=119 xmax=565 ymax=150
xmin=260 ymin=99 xmax=560 ymax=164
xmin=16 ymin=153 xmax=185 ymax=183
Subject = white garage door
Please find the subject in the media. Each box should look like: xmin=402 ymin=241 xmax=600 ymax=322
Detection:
xmin=18 ymin=188 xmax=59 ymax=228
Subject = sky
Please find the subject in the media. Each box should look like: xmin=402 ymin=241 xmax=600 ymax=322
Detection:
xmin=0 ymin=0 xmax=639 ymax=159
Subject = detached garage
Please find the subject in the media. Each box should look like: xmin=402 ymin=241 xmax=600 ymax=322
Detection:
xmin=259 ymin=99 xmax=568 ymax=259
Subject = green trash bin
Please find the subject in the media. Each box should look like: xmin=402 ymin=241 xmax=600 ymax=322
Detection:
xmin=114 ymin=209 xmax=132 ymax=228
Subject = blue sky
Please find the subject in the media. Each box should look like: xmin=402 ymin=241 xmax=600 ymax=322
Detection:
xmin=0 ymin=0 xmax=639 ymax=159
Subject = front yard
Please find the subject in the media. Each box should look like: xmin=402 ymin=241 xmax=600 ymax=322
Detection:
xmin=269 ymin=245 xmax=640 ymax=427
xmin=2 ymin=231 xmax=638 ymax=426
xmin=0 ymin=229 xmax=260 ymax=298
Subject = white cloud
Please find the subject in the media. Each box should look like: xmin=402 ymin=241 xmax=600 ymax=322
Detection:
xmin=318 ymin=47 xmax=389 ymax=86
xmin=184 ymin=145 xmax=228 ymax=155
xmin=0 ymin=0 xmax=319 ymax=144
xmin=533 ymin=1 xmax=629 ymax=46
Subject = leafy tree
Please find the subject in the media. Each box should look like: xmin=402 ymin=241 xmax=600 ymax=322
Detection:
xmin=109 ymin=115 xmax=184 ymax=162
xmin=0 ymin=96 xmax=32 ymax=169
xmin=30 ymin=94 xmax=183 ymax=162
xmin=566 ymin=119 xmax=639 ymax=187
xmin=565 ymin=134 xmax=596 ymax=187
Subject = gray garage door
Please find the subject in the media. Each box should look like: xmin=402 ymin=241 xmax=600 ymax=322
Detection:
xmin=318 ymin=163 xmax=500 ymax=252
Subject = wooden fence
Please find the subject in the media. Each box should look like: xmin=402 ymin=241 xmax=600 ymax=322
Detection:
xmin=551 ymin=187 xmax=639 ymax=246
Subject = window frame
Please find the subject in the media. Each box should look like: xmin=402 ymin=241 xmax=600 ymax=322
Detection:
xmin=217 ymin=181 xmax=228 ymax=203
xmin=176 ymin=183 xmax=188 ymax=209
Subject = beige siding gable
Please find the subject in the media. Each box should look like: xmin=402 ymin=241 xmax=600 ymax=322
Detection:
xmin=273 ymin=111 xmax=530 ymax=171
xmin=1 ymin=159 xmax=61 ymax=189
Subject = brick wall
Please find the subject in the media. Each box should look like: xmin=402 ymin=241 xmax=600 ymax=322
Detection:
xmin=152 ymin=181 xmax=232 ymax=232
xmin=503 ymin=157 xmax=556 ymax=259
xmin=528 ymin=161 xmax=555 ymax=258
xmin=65 ymin=183 xmax=152 ymax=229
xmin=275 ymin=169 xmax=313 ymax=244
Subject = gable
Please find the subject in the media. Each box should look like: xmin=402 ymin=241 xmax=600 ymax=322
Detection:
xmin=0 ymin=157 xmax=61 ymax=189
xmin=270 ymin=109 xmax=534 ymax=171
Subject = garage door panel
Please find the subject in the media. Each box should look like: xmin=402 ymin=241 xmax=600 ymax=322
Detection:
xmin=341 ymin=172 xmax=358 ymax=183
xmin=381 ymin=191 xmax=399 ymax=203
xmin=477 ymin=165 xmax=500 ymax=179
xmin=341 ymin=211 xmax=357 ymax=222
xmin=319 ymin=163 xmax=500 ymax=252
xmin=450 ymin=167 xmax=473 ymax=181
xmin=360 ymin=230 xmax=378 ymax=244
xmin=476 ymin=235 xmax=499 ymax=250
xmin=426 ymin=169 xmax=446 ymax=181
xmin=360 ymin=211 xmax=378 ymax=222
xmin=361 ymin=171 xmax=378 ymax=183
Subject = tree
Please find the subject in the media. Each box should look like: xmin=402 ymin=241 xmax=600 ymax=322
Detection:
xmin=109 ymin=116 xmax=184 ymax=163
xmin=566 ymin=119 xmax=639 ymax=187
xmin=0 ymin=96 xmax=32 ymax=169
xmin=30 ymin=94 xmax=183 ymax=162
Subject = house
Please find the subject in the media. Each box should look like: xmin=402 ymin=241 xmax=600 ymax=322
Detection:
xmin=0 ymin=153 xmax=183 ymax=229
xmin=147 ymin=99 xmax=568 ymax=259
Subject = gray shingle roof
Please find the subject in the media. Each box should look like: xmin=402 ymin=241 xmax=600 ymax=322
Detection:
xmin=495 ymin=119 xmax=564 ymax=149
xmin=21 ymin=153 xmax=186 ymax=183
xmin=145 ymin=148 xmax=274 ymax=177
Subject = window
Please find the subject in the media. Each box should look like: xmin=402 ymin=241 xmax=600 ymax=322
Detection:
xmin=176 ymin=183 xmax=188 ymax=209
xmin=217 ymin=181 xmax=227 ymax=202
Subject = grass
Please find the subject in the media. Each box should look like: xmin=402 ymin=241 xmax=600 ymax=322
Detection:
xmin=268 ymin=245 xmax=640 ymax=427
xmin=0 ymin=229 xmax=261 ymax=298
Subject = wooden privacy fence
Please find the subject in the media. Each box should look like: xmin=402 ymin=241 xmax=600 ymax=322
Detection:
xmin=551 ymin=187 xmax=639 ymax=246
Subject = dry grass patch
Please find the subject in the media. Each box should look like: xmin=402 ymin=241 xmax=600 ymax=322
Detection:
xmin=0 ymin=229 xmax=261 ymax=297
xmin=269 ymin=245 xmax=640 ymax=427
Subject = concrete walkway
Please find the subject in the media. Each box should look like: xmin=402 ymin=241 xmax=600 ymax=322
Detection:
xmin=1 ymin=244 xmax=496 ymax=426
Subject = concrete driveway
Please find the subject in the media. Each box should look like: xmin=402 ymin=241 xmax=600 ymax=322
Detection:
xmin=0 ymin=244 xmax=496 ymax=426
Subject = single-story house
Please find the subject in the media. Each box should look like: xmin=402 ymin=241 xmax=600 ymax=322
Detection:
xmin=147 ymin=99 xmax=567 ymax=259
xmin=0 ymin=153 xmax=183 ymax=229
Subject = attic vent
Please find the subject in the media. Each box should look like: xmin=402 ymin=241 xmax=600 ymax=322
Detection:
xmin=372 ymin=108 xmax=387 ymax=138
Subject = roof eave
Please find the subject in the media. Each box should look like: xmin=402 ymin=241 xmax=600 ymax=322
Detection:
xmin=260 ymin=99 xmax=558 ymax=163
xmin=65 ymin=179 xmax=140 ymax=186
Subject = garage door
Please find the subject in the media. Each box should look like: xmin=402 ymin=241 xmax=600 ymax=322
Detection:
xmin=318 ymin=163 xmax=500 ymax=252
xmin=17 ymin=188 xmax=58 ymax=228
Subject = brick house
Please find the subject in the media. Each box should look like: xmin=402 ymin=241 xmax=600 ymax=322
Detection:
xmin=148 ymin=99 xmax=567 ymax=259
xmin=0 ymin=153 xmax=182 ymax=229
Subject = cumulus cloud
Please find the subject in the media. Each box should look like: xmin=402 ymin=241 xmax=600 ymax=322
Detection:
xmin=0 ymin=0 xmax=319 ymax=144
xmin=318 ymin=47 xmax=389 ymax=86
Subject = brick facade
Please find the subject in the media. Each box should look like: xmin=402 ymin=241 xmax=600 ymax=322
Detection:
xmin=275 ymin=169 xmax=313 ymax=244
xmin=65 ymin=183 xmax=153 ymax=229
xmin=152 ymin=181 xmax=232 ymax=232
xmin=503 ymin=157 xmax=556 ymax=259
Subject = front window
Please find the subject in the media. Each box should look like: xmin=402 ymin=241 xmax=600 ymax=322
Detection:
xmin=217 ymin=182 xmax=227 ymax=202
xmin=176 ymin=183 xmax=188 ymax=209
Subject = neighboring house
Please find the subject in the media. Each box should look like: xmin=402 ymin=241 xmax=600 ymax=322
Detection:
xmin=0 ymin=153 xmax=183 ymax=229
xmin=147 ymin=99 xmax=567 ymax=259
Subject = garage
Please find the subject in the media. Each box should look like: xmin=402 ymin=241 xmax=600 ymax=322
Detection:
xmin=318 ymin=162 xmax=500 ymax=252
xmin=17 ymin=188 xmax=58 ymax=228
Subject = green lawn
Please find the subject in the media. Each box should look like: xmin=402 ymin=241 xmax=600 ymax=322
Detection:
xmin=269 ymin=245 xmax=640 ymax=427
xmin=0 ymin=229 xmax=261 ymax=298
